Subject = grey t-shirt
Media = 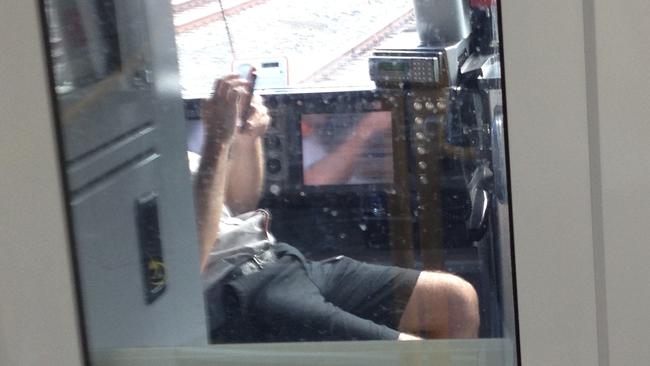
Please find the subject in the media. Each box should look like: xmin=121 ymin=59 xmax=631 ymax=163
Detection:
xmin=201 ymin=206 xmax=276 ymax=287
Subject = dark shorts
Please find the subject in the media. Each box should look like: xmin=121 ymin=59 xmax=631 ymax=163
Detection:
xmin=210 ymin=243 xmax=421 ymax=343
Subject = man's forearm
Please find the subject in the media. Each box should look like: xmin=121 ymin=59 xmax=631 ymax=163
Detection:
xmin=194 ymin=139 xmax=231 ymax=271
xmin=303 ymin=132 xmax=369 ymax=186
xmin=225 ymin=134 xmax=265 ymax=215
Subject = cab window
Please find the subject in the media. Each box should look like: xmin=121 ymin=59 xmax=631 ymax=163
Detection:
xmin=42 ymin=0 xmax=517 ymax=364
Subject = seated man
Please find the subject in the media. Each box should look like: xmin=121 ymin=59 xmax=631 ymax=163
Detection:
xmin=193 ymin=74 xmax=479 ymax=343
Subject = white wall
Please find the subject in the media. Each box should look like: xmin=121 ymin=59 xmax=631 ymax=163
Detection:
xmin=589 ymin=1 xmax=650 ymax=365
xmin=501 ymin=0 xmax=602 ymax=364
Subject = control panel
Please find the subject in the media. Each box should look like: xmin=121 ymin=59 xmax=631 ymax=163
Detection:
xmin=403 ymin=88 xmax=450 ymax=269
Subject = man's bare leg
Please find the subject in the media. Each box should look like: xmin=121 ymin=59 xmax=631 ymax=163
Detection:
xmin=398 ymin=272 xmax=479 ymax=339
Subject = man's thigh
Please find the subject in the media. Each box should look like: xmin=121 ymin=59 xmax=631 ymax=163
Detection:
xmin=218 ymin=254 xmax=404 ymax=342
xmin=306 ymin=256 xmax=421 ymax=330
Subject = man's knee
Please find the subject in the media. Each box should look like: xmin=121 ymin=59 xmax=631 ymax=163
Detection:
xmin=401 ymin=272 xmax=479 ymax=338
xmin=438 ymin=273 xmax=479 ymax=336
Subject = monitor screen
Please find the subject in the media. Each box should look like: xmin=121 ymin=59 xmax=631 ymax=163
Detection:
xmin=300 ymin=111 xmax=394 ymax=186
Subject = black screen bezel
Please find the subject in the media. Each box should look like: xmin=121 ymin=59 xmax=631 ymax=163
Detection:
xmin=265 ymin=88 xmax=404 ymax=195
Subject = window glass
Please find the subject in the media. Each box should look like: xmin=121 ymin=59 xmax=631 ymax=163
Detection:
xmin=41 ymin=0 xmax=517 ymax=364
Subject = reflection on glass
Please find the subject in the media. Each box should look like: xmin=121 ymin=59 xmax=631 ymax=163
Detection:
xmin=301 ymin=112 xmax=395 ymax=186
xmin=41 ymin=0 xmax=517 ymax=364
xmin=44 ymin=0 xmax=120 ymax=94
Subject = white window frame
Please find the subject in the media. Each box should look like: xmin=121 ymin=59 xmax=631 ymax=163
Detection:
xmin=3 ymin=0 xmax=649 ymax=365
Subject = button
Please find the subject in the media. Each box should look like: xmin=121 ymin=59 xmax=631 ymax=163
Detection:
xmin=264 ymin=135 xmax=282 ymax=150
xmin=417 ymin=146 xmax=427 ymax=155
xmin=266 ymin=159 xmax=282 ymax=174
xmin=413 ymin=102 xmax=423 ymax=111
xmin=269 ymin=184 xmax=281 ymax=196
xmin=415 ymin=132 xmax=425 ymax=140
xmin=436 ymin=101 xmax=447 ymax=110
xmin=414 ymin=117 xmax=424 ymax=125
xmin=425 ymin=101 xmax=435 ymax=111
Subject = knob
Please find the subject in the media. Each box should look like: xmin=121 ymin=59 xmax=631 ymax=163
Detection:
xmin=266 ymin=159 xmax=282 ymax=174
xmin=264 ymin=135 xmax=282 ymax=150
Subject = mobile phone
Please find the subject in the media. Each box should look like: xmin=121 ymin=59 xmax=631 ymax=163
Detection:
xmin=238 ymin=65 xmax=257 ymax=125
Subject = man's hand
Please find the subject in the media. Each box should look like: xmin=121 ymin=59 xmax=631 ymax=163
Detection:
xmin=201 ymin=74 xmax=253 ymax=144
xmin=238 ymin=95 xmax=271 ymax=140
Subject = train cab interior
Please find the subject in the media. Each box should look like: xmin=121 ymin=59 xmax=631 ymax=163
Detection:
xmin=39 ymin=0 xmax=517 ymax=362
xmin=184 ymin=0 xmax=511 ymax=335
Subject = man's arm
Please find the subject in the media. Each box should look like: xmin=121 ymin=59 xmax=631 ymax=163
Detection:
xmin=194 ymin=75 xmax=252 ymax=271
xmin=224 ymin=96 xmax=270 ymax=215
xmin=303 ymin=112 xmax=391 ymax=185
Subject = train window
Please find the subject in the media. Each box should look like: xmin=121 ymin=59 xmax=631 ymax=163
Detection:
xmin=41 ymin=0 xmax=517 ymax=364
xmin=175 ymin=0 xmax=418 ymax=94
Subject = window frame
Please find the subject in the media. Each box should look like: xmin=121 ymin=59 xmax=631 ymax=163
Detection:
xmin=0 ymin=0 xmax=604 ymax=364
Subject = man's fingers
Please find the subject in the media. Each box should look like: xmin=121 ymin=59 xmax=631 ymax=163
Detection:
xmin=239 ymin=96 xmax=270 ymax=137
xmin=213 ymin=75 xmax=250 ymax=99
xmin=250 ymin=94 xmax=264 ymax=106
xmin=226 ymin=87 xmax=240 ymax=106
xmin=249 ymin=95 xmax=267 ymax=112
xmin=242 ymin=95 xmax=266 ymax=120
xmin=247 ymin=104 xmax=269 ymax=123
xmin=215 ymin=79 xmax=228 ymax=100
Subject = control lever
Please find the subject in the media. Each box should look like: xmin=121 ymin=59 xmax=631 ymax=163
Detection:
xmin=467 ymin=163 xmax=493 ymax=241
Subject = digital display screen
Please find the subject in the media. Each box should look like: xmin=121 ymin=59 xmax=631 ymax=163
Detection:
xmin=300 ymin=111 xmax=394 ymax=186
xmin=379 ymin=61 xmax=408 ymax=72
